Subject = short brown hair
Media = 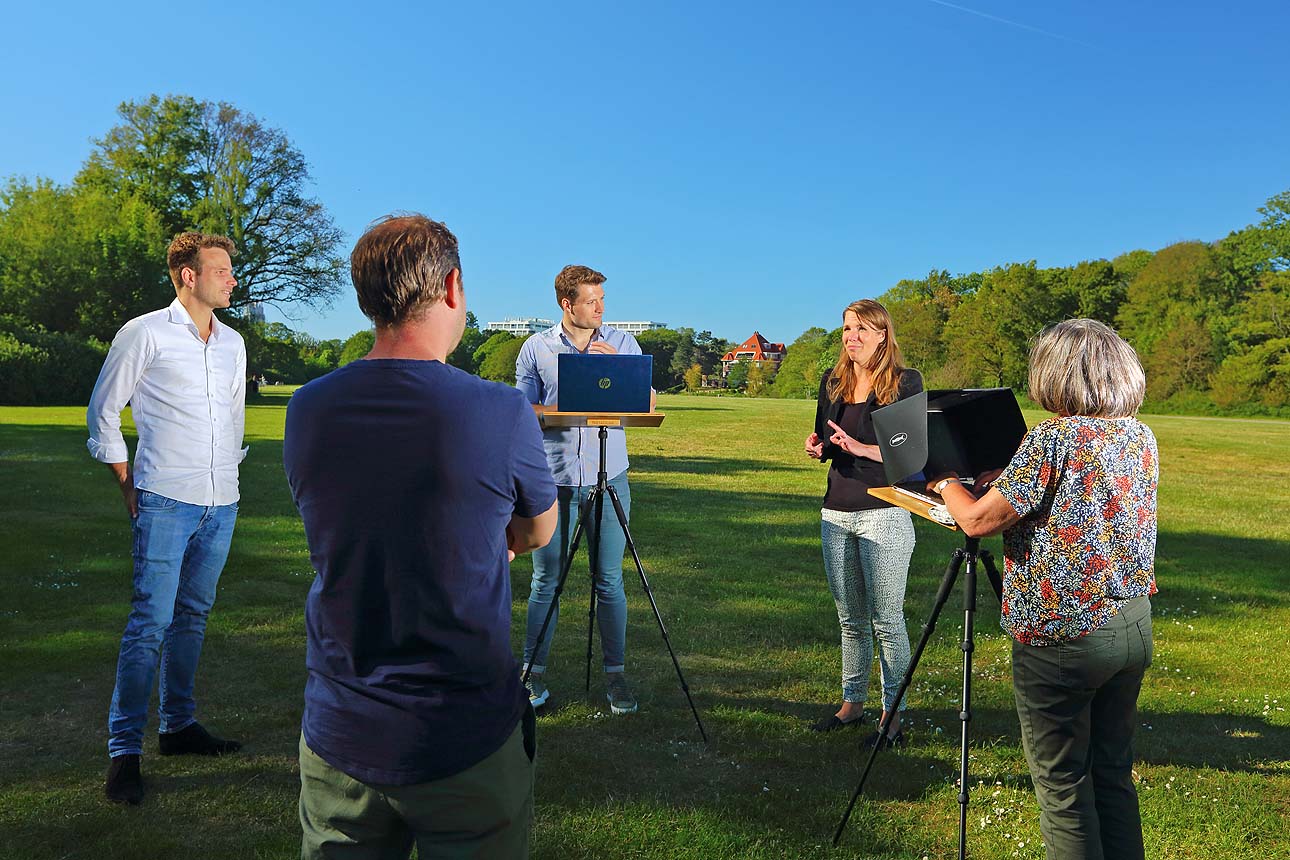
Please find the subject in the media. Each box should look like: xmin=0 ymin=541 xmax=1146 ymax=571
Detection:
xmin=350 ymin=214 xmax=461 ymax=327
xmin=167 ymin=232 xmax=236 ymax=291
xmin=554 ymin=265 xmax=605 ymax=309
xmin=1028 ymin=319 xmax=1146 ymax=417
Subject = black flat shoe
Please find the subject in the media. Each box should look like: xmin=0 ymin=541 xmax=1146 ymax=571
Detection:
xmin=811 ymin=712 xmax=865 ymax=732
xmin=863 ymin=729 xmax=906 ymax=750
xmin=105 ymin=754 xmax=144 ymax=805
xmin=159 ymin=722 xmax=242 ymax=757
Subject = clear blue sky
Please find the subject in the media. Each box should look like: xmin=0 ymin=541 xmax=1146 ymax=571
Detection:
xmin=2 ymin=1 xmax=1287 ymax=344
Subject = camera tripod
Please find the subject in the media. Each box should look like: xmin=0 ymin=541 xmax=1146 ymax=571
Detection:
xmin=832 ymin=535 xmax=1003 ymax=859
xmin=521 ymin=418 xmax=708 ymax=743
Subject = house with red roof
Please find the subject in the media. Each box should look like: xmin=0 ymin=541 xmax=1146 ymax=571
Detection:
xmin=720 ymin=332 xmax=786 ymax=377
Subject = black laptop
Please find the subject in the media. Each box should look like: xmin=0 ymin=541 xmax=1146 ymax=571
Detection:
xmin=557 ymin=353 xmax=653 ymax=413
xmin=871 ymin=388 xmax=1028 ymax=506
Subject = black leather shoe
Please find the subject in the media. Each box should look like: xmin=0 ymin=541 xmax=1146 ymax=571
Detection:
xmin=105 ymin=754 xmax=144 ymax=805
xmin=811 ymin=712 xmax=865 ymax=732
xmin=159 ymin=722 xmax=242 ymax=756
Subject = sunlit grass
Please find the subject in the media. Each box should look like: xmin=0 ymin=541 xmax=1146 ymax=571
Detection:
xmin=0 ymin=390 xmax=1286 ymax=858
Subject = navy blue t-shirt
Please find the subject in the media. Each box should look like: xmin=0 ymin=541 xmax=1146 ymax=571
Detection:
xmin=283 ymin=358 xmax=557 ymax=785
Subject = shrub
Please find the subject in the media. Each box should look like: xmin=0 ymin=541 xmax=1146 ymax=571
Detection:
xmin=0 ymin=317 xmax=108 ymax=405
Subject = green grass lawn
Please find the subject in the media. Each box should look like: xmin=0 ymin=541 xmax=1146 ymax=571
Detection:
xmin=1 ymin=390 xmax=1287 ymax=859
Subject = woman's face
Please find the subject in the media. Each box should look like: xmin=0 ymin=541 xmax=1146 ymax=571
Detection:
xmin=842 ymin=310 xmax=886 ymax=368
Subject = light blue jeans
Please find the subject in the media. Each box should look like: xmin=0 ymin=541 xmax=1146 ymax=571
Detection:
xmin=820 ymin=506 xmax=915 ymax=711
xmin=524 ymin=473 xmax=630 ymax=674
xmin=107 ymin=490 xmax=237 ymax=757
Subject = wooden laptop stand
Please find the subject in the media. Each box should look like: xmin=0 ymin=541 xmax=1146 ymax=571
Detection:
xmin=867 ymin=486 xmax=958 ymax=531
xmin=530 ymin=410 xmax=707 ymax=742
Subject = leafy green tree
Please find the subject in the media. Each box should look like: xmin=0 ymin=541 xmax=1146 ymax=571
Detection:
xmin=1111 ymin=249 xmax=1154 ymax=287
xmin=1144 ymin=316 xmax=1218 ymax=401
xmin=637 ymin=327 xmax=682 ymax=389
xmin=771 ymin=327 xmax=827 ymax=398
xmin=77 ymin=94 xmax=345 ymax=310
xmin=0 ymin=179 xmax=169 ymax=341
xmin=339 ymin=329 xmax=376 ymax=365
xmin=942 ymin=262 xmax=1070 ymax=389
xmin=880 ymin=269 xmax=979 ymax=375
xmin=1053 ymin=259 xmax=1126 ymax=323
xmin=725 ymin=358 xmax=751 ymax=390
xmin=1116 ymin=241 xmax=1229 ymax=357
xmin=478 ymin=337 xmax=524 ymax=384
xmin=669 ymin=328 xmax=729 ymax=379
xmin=683 ymin=363 xmax=703 ymax=392
xmin=473 ymin=331 xmax=517 ymax=372
xmin=448 ymin=312 xmax=487 ymax=373
xmin=745 ymin=361 xmax=775 ymax=397
xmin=816 ymin=327 xmax=843 ymax=380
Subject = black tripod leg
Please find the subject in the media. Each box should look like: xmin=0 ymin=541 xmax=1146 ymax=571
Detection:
xmin=956 ymin=546 xmax=981 ymax=860
xmin=980 ymin=549 xmax=1003 ymax=605
xmin=605 ymin=484 xmax=709 ymax=744
xmin=833 ymin=547 xmax=968 ymax=847
xmin=585 ymin=487 xmax=603 ymax=693
xmin=522 ymin=491 xmax=596 ymax=687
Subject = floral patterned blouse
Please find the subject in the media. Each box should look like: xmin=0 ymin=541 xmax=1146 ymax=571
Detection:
xmin=991 ymin=416 xmax=1158 ymax=646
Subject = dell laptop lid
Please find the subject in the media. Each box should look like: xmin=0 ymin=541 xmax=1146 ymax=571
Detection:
xmin=557 ymin=353 xmax=653 ymax=413
xmin=872 ymin=387 xmax=1028 ymax=488
xmin=871 ymin=390 xmax=930 ymax=485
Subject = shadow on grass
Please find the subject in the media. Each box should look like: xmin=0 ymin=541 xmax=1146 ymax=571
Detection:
xmin=633 ymin=454 xmax=802 ymax=477
xmin=3 ymin=417 xmax=1289 ymax=858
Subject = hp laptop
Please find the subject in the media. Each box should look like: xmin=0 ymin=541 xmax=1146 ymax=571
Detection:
xmin=871 ymin=388 xmax=1027 ymax=506
xmin=557 ymin=353 xmax=653 ymax=413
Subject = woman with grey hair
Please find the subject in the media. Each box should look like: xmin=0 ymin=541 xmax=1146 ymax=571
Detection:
xmin=927 ymin=319 xmax=1157 ymax=860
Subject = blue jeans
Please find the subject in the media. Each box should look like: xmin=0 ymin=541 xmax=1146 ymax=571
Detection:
xmin=523 ymin=473 xmax=630 ymax=674
xmin=820 ymin=506 xmax=915 ymax=710
xmin=107 ymin=490 xmax=238 ymax=757
xmin=1012 ymin=597 xmax=1152 ymax=860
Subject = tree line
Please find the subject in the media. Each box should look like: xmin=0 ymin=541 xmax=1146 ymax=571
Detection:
xmin=3 ymin=95 xmax=1286 ymax=412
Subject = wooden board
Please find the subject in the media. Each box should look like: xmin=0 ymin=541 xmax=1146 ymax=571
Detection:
xmin=868 ymin=486 xmax=959 ymax=531
xmin=539 ymin=411 xmax=665 ymax=429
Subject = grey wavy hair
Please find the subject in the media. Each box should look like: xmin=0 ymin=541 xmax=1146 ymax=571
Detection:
xmin=1028 ymin=319 xmax=1146 ymax=418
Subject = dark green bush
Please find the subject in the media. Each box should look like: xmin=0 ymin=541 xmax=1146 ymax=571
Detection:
xmin=0 ymin=317 xmax=108 ymax=405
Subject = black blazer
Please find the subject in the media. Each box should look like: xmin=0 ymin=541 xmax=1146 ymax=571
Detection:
xmin=813 ymin=368 xmax=924 ymax=464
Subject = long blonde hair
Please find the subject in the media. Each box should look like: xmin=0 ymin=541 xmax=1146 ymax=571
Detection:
xmin=826 ymin=299 xmax=907 ymax=405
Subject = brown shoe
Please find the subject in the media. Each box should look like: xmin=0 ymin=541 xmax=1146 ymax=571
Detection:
xmin=105 ymin=754 xmax=144 ymax=805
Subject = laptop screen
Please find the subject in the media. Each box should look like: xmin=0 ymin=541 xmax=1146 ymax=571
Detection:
xmin=872 ymin=388 xmax=1028 ymax=484
xmin=557 ymin=353 xmax=653 ymax=413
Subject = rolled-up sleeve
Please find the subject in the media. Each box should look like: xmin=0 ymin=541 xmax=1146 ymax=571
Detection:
xmin=86 ymin=323 xmax=153 ymax=464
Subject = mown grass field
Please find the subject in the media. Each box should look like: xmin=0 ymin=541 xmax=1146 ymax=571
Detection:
xmin=1 ymin=390 xmax=1287 ymax=859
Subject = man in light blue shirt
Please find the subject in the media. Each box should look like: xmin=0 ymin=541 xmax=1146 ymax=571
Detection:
xmin=514 ymin=265 xmax=654 ymax=715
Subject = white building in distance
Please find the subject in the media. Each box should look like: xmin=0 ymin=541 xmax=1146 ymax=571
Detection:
xmin=485 ymin=317 xmax=667 ymax=336
xmin=485 ymin=317 xmax=555 ymax=336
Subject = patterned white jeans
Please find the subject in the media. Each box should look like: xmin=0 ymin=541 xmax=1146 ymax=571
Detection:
xmin=820 ymin=506 xmax=915 ymax=710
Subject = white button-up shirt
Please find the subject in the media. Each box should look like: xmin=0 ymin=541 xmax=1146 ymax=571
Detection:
xmin=87 ymin=299 xmax=248 ymax=506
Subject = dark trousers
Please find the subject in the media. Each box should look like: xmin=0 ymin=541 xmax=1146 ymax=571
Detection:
xmin=1012 ymin=597 xmax=1152 ymax=860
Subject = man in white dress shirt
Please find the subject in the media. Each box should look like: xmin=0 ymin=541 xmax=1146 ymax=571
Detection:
xmin=87 ymin=232 xmax=248 ymax=805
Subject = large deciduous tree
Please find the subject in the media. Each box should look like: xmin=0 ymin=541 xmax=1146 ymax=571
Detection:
xmin=77 ymin=94 xmax=345 ymax=311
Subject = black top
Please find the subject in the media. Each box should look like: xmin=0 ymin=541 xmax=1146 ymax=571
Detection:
xmin=814 ymin=367 xmax=924 ymax=512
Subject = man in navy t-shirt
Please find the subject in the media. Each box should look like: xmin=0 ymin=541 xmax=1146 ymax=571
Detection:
xmin=283 ymin=214 xmax=557 ymax=859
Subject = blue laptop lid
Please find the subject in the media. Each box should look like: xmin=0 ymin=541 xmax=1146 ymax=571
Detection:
xmin=557 ymin=353 xmax=653 ymax=413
